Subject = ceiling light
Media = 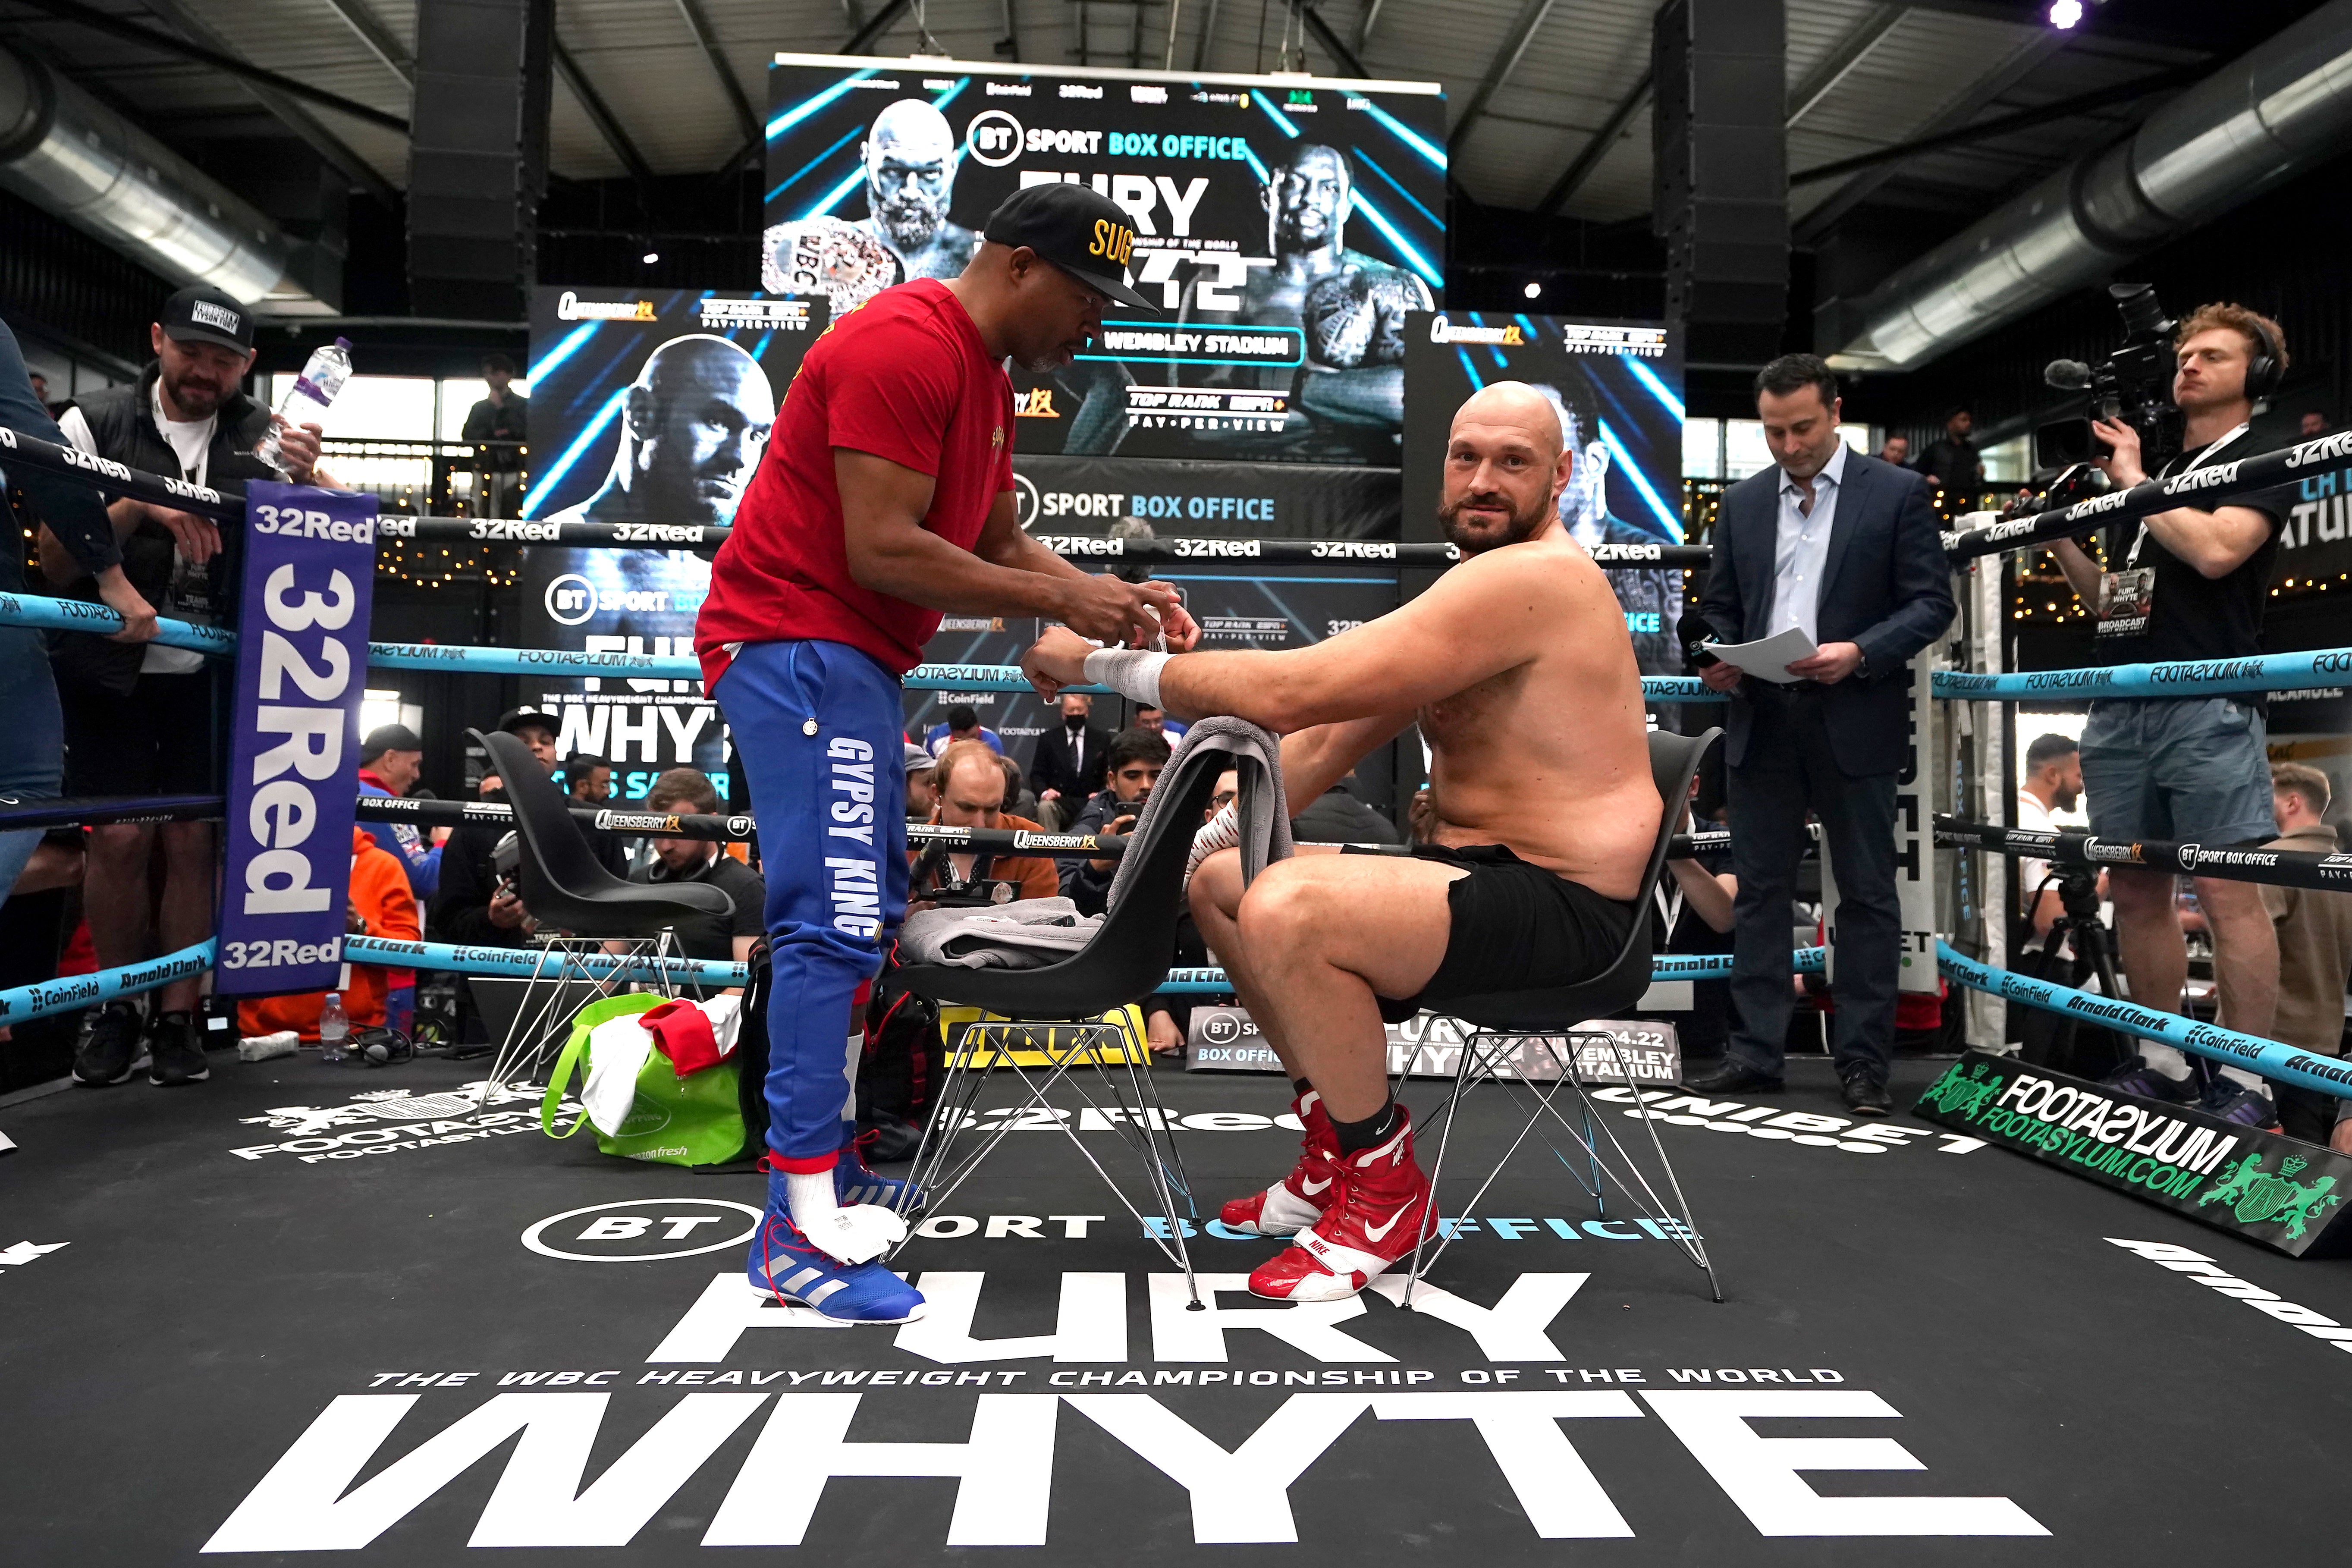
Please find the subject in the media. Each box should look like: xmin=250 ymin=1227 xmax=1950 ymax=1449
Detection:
xmin=641 ymin=249 xmax=660 ymax=264
xmin=2048 ymin=0 xmax=2082 ymax=28
xmin=1523 ymin=281 xmax=1542 ymax=299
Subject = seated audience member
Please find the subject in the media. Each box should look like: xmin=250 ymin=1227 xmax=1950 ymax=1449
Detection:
xmin=631 ymin=767 xmax=764 ymax=967
xmin=1655 ymin=773 xmax=1737 ymax=1062
xmin=1061 ymin=726 xmax=1171 ymax=915
xmin=904 ymin=743 xmax=940 ymax=820
xmin=1030 ymin=691 xmax=1111 ymax=830
xmin=565 ymin=754 xmax=615 ymax=806
xmin=1292 ymin=773 xmax=1401 ymax=846
xmin=355 ymin=722 xmax=434 ymax=1036
xmin=357 ymin=723 xmax=440 ymax=896
xmin=908 ymin=740 xmax=1059 ymax=910
xmin=1134 ymin=704 xmax=1188 ymax=741
xmin=924 ymin=703 xmax=1002 ymax=757
xmin=1143 ymin=767 xmax=1233 ymax=1058
xmin=2263 ymin=764 xmax=2352 ymax=1149
xmin=236 ymin=827 xmax=421 ymax=1042
xmin=996 ymin=749 xmax=1042 ymax=822
xmin=434 ymin=707 xmax=561 ymax=949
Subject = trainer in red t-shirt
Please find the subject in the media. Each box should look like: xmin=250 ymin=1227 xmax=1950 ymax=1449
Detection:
xmin=696 ymin=278 xmax=1011 ymax=684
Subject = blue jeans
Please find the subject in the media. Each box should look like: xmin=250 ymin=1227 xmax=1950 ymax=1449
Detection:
xmin=714 ymin=640 xmax=909 ymax=1171
xmin=0 ymin=629 xmax=65 ymax=897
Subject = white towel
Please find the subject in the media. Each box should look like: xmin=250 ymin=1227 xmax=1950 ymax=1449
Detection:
xmin=581 ymin=1014 xmax=656 ymax=1137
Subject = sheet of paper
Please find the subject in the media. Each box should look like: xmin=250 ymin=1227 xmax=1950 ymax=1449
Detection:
xmin=1702 ymin=628 xmax=1818 ymax=684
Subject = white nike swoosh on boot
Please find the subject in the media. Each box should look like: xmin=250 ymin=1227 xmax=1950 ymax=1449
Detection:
xmin=1361 ymin=1208 xmax=1410 ymax=1242
xmin=1299 ymin=1175 xmax=1331 ymax=1195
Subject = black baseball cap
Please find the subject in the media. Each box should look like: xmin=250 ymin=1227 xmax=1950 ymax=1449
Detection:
xmin=496 ymin=707 xmax=561 ymax=738
xmin=359 ymin=723 xmax=423 ymax=760
xmin=983 ymin=183 xmax=1159 ymax=313
xmin=160 ymin=285 xmax=254 ymax=353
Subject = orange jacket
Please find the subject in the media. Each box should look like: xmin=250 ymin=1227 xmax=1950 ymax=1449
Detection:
xmin=238 ymin=828 xmax=423 ymax=1041
xmin=912 ymin=810 xmax=1062 ymax=904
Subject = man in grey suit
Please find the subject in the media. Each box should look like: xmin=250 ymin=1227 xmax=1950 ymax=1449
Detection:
xmin=1687 ymin=355 xmax=1954 ymax=1112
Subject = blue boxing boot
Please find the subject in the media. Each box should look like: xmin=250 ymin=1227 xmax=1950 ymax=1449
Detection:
xmin=746 ymin=1168 xmax=926 ymax=1323
xmin=836 ymin=1126 xmax=927 ymax=1216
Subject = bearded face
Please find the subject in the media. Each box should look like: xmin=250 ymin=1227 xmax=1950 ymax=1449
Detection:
xmin=1437 ymin=484 xmax=1553 ymax=555
xmin=870 ymin=156 xmax=954 ymax=251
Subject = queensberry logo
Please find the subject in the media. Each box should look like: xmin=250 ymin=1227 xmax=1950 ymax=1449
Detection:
xmin=1426 ymin=316 xmax=1525 ymax=346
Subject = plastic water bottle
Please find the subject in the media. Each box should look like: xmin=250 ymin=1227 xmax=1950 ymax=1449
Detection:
xmin=318 ymin=993 xmax=351 ymax=1064
xmin=257 ymin=337 xmax=353 ymax=475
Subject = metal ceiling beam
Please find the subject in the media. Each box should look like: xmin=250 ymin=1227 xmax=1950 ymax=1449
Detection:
xmin=552 ymin=36 xmax=654 ymax=188
xmin=12 ymin=0 xmax=408 ymax=135
xmin=1790 ymin=61 xmax=2202 ymax=185
xmin=320 ymin=0 xmax=414 ymax=88
xmin=1538 ymin=68 xmax=1651 ymax=216
xmin=672 ymin=0 xmax=759 ymax=145
xmin=1792 ymin=29 xmax=2061 ymax=244
xmin=707 ymin=0 xmax=910 ymax=185
xmin=1354 ymin=0 xmax=1384 ymax=55
xmin=1296 ymin=4 xmax=1368 ymax=76
xmin=1447 ymin=0 xmax=1558 ymax=154
xmin=1785 ymin=5 xmax=1904 ymax=128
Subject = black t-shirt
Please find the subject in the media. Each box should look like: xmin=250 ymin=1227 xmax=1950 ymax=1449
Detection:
xmin=2096 ymin=427 xmax=2283 ymax=666
xmin=632 ymin=850 xmax=766 ymax=962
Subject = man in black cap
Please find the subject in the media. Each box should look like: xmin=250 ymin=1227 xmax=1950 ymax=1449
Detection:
xmin=44 ymin=285 xmax=339 ymax=1089
xmin=694 ymin=182 xmax=1202 ymax=1323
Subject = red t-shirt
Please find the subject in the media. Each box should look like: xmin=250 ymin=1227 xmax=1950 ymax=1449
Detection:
xmin=695 ymin=279 xmax=1014 ymax=683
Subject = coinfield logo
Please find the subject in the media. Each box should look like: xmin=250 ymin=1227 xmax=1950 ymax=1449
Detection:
xmin=521 ymin=1198 xmax=763 ymax=1262
xmin=966 ymin=109 xmax=1024 ymax=167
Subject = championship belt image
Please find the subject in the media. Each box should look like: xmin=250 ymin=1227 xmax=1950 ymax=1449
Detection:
xmin=1301 ymin=267 xmax=1430 ymax=369
xmin=761 ymin=217 xmax=902 ymax=315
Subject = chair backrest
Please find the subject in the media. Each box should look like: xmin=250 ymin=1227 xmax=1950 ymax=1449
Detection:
xmin=472 ymin=728 xmax=732 ymax=938
xmin=1447 ymin=726 xmax=1723 ymax=1031
xmin=895 ymin=742 xmax=1228 ymax=1018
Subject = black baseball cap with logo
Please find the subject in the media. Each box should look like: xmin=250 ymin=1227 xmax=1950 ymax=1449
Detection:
xmin=983 ymin=183 xmax=1160 ymax=313
xmin=160 ymin=285 xmax=255 ymax=354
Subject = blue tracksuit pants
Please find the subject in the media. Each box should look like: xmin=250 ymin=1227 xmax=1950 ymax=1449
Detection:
xmin=713 ymin=639 xmax=908 ymax=1172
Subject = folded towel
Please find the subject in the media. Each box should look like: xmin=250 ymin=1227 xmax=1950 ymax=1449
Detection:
xmin=900 ymin=896 xmax=1103 ymax=969
xmin=1107 ymin=713 xmax=1293 ymax=911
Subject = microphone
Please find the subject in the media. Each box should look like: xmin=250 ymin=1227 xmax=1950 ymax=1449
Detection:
xmin=1678 ymin=609 xmax=1720 ymax=669
xmin=2044 ymin=358 xmax=2093 ymax=391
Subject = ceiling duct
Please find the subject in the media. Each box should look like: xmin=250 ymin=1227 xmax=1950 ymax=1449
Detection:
xmin=1827 ymin=0 xmax=2352 ymax=373
xmin=0 ymin=43 xmax=336 ymax=316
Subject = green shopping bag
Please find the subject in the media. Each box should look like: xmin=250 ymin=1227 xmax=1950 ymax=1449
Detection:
xmin=540 ymin=993 xmax=749 ymax=1168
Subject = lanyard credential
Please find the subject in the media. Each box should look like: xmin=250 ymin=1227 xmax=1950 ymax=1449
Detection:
xmin=2121 ymin=422 xmax=2248 ymax=569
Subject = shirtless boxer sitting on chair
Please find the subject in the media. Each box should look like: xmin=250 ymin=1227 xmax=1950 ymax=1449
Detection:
xmin=1020 ymin=382 xmax=1659 ymax=1301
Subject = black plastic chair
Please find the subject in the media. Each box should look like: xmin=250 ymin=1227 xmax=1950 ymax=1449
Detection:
xmin=890 ymin=743 xmax=1233 ymax=1301
xmin=474 ymin=729 xmax=732 ymax=939
xmin=470 ymin=728 xmax=734 ymax=1094
xmin=1397 ymin=727 xmax=1726 ymax=1304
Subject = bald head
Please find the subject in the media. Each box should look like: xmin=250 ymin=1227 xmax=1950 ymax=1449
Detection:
xmin=1452 ymin=381 xmax=1564 ymax=461
xmin=866 ymin=99 xmax=959 ymax=252
xmin=1438 ymin=381 xmax=1571 ymax=555
xmin=621 ymin=334 xmax=775 ymax=522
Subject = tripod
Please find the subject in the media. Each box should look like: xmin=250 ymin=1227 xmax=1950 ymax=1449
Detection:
xmin=2018 ymin=868 xmax=2133 ymax=1078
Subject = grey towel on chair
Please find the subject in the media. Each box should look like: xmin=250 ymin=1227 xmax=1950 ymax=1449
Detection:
xmin=1107 ymin=714 xmax=1293 ymax=912
xmin=898 ymin=897 xmax=1101 ymax=969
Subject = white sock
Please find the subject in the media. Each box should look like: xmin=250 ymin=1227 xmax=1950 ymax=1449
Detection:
xmin=785 ymin=1170 xmax=839 ymax=1233
xmin=2142 ymin=1043 xmax=2193 ymax=1081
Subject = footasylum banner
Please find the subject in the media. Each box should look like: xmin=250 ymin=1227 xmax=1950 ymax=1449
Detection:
xmin=216 ymin=482 xmax=379 ymax=997
xmin=1912 ymin=1051 xmax=2352 ymax=1257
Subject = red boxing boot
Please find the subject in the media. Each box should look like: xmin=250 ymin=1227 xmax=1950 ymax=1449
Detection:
xmin=1248 ymin=1107 xmax=1435 ymax=1301
xmin=1220 ymin=1088 xmax=1339 ymax=1236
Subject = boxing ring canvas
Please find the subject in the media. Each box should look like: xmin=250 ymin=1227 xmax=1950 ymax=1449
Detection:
xmin=11 ymin=1051 xmax=2352 ymax=1562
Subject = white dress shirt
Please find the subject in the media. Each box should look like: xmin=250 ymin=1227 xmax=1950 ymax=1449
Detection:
xmin=1767 ymin=440 xmax=1847 ymax=646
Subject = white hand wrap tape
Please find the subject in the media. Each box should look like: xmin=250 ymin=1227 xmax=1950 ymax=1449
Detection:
xmin=1082 ymin=647 xmax=1170 ymax=707
xmin=1185 ymin=803 xmax=1240 ymax=885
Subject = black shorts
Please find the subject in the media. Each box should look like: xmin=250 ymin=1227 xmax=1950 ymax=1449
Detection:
xmin=1345 ymin=842 xmax=1636 ymax=1021
xmin=61 ymin=670 xmax=219 ymax=797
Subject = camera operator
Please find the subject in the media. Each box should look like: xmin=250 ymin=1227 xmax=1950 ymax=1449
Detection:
xmin=1061 ymin=726 xmax=1170 ymax=916
xmin=907 ymin=740 xmax=1059 ymax=913
xmin=2048 ymin=302 xmax=2291 ymax=1128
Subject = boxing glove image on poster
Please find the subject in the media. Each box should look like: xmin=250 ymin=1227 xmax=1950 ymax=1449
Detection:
xmin=763 ymin=54 xmax=1445 ymax=466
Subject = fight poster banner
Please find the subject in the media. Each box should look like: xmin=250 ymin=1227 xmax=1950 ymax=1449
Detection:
xmin=518 ymin=286 xmax=830 ymax=803
xmin=1401 ymin=312 xmax=1687 ymax=676
xmin=216 ymin=483 xmax=380 ymax=996
xmin=764 ymin=54 xmax=1444 ymax=465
